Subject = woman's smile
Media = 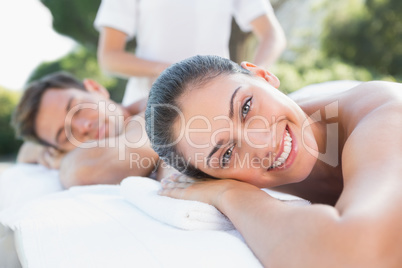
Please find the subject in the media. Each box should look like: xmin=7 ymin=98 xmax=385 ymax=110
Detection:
xmin=267 ymin=124 xmax=297 ymax=172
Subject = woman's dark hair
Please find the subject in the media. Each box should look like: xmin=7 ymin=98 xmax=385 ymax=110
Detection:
xmin=145 ymin=55 xmax=250 ymax=179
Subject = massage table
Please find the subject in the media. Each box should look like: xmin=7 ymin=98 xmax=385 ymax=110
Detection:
xmin=1 ymin=164 xmax=308 ymax=268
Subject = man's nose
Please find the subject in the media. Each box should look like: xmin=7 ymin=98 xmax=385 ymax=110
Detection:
xmin=72 ymin=117 xmax=92 ymax=135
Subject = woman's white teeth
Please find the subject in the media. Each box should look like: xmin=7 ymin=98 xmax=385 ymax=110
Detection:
xmin=271 ymin=130 xmax=292 ymax=169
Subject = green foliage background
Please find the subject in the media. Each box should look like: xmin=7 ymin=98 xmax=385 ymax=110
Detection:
xmin=0 ymin=87 xmax=22 ymax=156
xmin=1 ymin=0 xmax=401 ymax=157
xmin=322 ymin=0 xmax=402 ymax=76
xmin=274 ymin=0 xmax=401 ymax=93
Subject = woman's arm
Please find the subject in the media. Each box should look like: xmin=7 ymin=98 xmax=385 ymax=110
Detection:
xmin=159 ymin=82 xmax=402 ymax=267
xmin=160 ymin=176 xmax=392 ymax=267
xmin=97 ymin=27 xmax=170 ymax=78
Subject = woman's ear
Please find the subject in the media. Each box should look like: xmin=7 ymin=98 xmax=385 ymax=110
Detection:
xmin=240 ymin=62 xmax=280 ymax=89
xmin=83 ymin=79 xmax=110 ymax=98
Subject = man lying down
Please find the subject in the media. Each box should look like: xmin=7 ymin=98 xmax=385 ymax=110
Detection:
xmin=11 ymin=72 xmax=173 ymax=188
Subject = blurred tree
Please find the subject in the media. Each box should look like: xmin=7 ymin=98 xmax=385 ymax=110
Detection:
xmin=0 ymin=87 xmax=22 ymax=155
xmin=40 ymin=0 xmax=101 ymax=50
xmin=322 ymin=0 xmax=402 ymax=76
xmin=37 ymin=0 xmax=127 ymax=103
xmin=28 ymin=46 xmax=126 ymax=102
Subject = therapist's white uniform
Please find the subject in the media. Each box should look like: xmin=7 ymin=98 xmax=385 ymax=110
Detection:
xmin=95 ymin=0 xmax=272 ymax=105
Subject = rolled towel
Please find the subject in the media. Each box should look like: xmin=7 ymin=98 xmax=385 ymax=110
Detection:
xmin=121 ymin=177 xmax=235 ymax=231
xmin=120 ymin=177 xmax=310 ymax=231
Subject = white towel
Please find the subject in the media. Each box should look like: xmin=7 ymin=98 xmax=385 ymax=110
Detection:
xmin=121 ymin=177 xmax=235 ymax=231
xmin=120 ymin=177 xmax=310 ymax=231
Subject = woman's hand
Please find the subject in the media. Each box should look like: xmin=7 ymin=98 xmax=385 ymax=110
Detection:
xmin=159 ymin=173 xmax=258 ymax=208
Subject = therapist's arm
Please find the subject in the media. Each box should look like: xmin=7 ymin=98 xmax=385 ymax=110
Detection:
xmin=97 ymin=27 xmax=170 ymax=78
xmin=250 ymin=10 xmax=287 ymax=68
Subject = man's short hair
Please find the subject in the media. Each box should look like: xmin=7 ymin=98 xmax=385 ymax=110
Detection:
xmin=12 ymin=72 xmax=86 ymax=146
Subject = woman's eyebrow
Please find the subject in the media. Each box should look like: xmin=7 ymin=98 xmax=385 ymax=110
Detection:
xmin=229 ymin=86 xmax=241 ymax=119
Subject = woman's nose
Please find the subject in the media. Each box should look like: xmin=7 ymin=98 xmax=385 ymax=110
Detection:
xmin=243 ymin=129 xmax=271 ymax=149
xmin=239 ymin=130 xmax=275 ymax=169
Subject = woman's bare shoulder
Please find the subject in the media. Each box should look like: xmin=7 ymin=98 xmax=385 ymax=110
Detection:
xmin=345 ymin=80 xmax=402 ymax=100
xmin=337 ymin=81 xmax=401 ymax=131
xmin=336 ymin=81 xmax=402 ymax=226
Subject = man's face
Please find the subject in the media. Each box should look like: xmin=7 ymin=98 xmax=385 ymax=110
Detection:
xmin=35 ymin=87 xmax=125 ymax=152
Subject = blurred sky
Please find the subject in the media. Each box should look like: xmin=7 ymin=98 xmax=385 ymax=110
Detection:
xmin=0 ymin=0 xmax=76 ymax=90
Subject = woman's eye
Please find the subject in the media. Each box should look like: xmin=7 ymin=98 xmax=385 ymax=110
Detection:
xmin=242 ymin=98 xmax=252 ymax=119
xmin=221 ymin=145 xmax=235 ymax=167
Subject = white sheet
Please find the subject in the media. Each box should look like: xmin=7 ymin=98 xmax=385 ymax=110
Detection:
xmin=1 ymin=184 xmax=262 ymax=268
xmin=0 ymin=165 xmax=312 ymax=268
xmin=0 ymin=164 xmax=263 ymax=267
xmin=0 ymin=163 xmax=62 ymax=211
xmin=0 ymin=164 xmax=63 ymax=268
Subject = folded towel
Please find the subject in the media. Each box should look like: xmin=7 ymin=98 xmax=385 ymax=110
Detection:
xmin=121 ymin=177 xmax=235 ymax=231
xmin=261 ymin=189 xmax=311 ymax=206
xmin=121 ymin=177 xmax=311 ymax=231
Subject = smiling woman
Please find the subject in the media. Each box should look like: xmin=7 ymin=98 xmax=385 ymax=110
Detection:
xmin=145 ymin=55 xmax=402 ymax=267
